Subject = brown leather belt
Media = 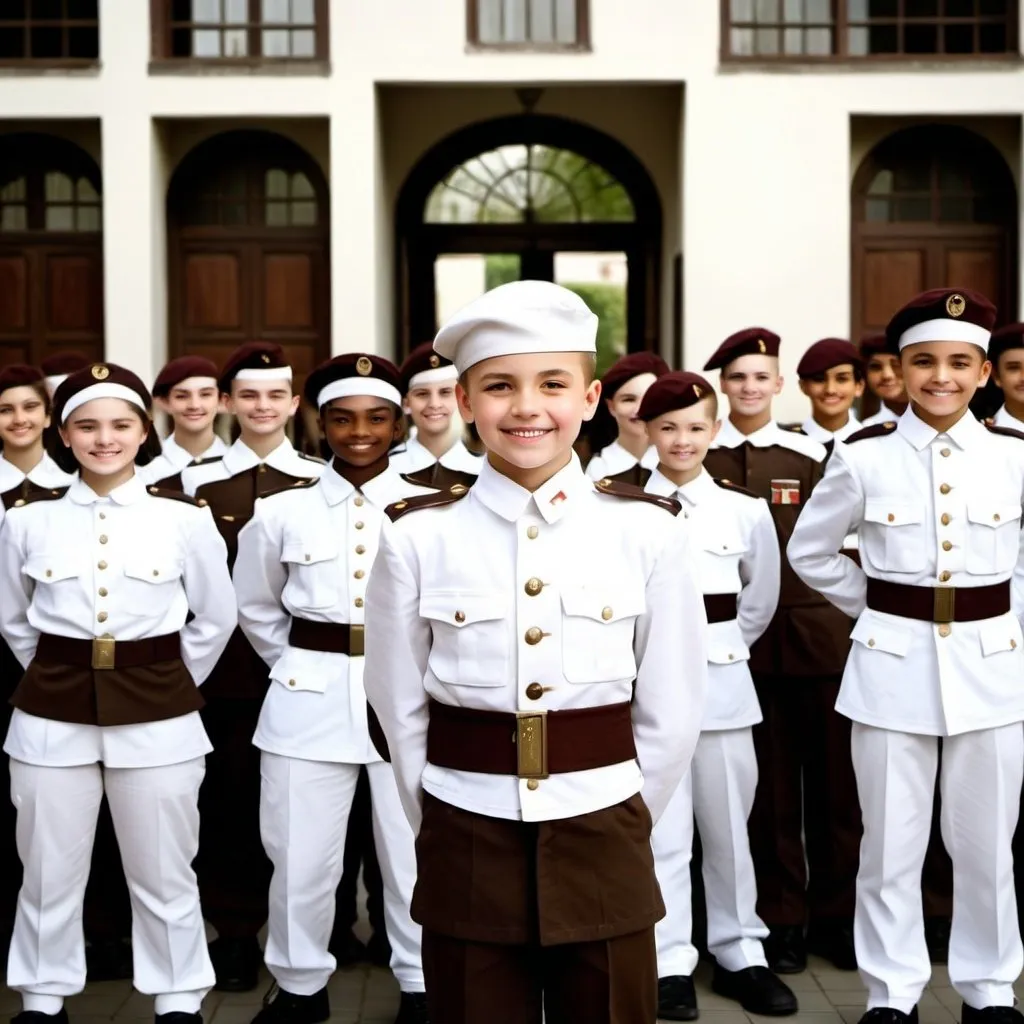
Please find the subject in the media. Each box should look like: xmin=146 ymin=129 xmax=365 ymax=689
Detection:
xmin=289 ymin=618 xmax=364 ymax=656
xmin=35 ymin=632 xmax=181 ymax=671
xmin=703 ymin=593 xmax=738 ymax=624
xmin=866 ymin=578 xmax=1010 ymax=624
xmin=426 ymin=698 xmax=636 ymax=780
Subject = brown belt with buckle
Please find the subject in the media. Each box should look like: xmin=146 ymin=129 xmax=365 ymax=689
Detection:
xmin=35 ymin=632 xmax=181 ymax=671
xmin=703 ymin=593 xmax=738 ymax=624
xmin=426 ymin=698 xmax=636 ymax=780
xmin=288 ymin=618 xmax=364 ymax=656
xmin=865 ymin=578 xmax=1011 ymax=624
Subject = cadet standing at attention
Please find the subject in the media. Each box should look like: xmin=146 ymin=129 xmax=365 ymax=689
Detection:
xmin=364 ymin=280 xmax=708 ymax=1024
xmin=181 ymin=342 xmax=325 ymax=993
xmin=233 ymin=353 xmax=431 ymax=1024
xmin=637 ymin=372 xmax=795 ymax=1021
xmin=703 ymin=330 xmax=859 ymax=974
xmin=0 ymin=363 xmax=236 ymax=1024
xmin=788 ymin=288 xmax=1024 ymax=1024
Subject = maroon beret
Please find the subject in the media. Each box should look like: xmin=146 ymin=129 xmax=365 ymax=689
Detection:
xmin=40 ymin=351 xmax=90 ymax=378
xmin=859 ymin=332 xmax=888 ymax=359
xmin=304 ymin=353 xmax=403 ymax=410
xmin=0 ymin=364 xmax=44 ymax=396
xmin=796 ymin=338 xmax=863 ymax=379
xmin=703 ymin=328 xmax=781 ymax=372
xmin=219 ymin=342 xmax=291 ymax=392
xmin=152 ymin=356 xmax=220 ymax=398
xmin=600 ymin=352 xmax=670 ymax=399
xmin=638 ymin=372 xmax=716 ymax=422
xmin=988 ymin=323 xmax=1024 ymax=365
xmin=885 ymin=287 xmax=996 ymax=353
xmin=400 ymin=341 xmax=457 ymax=394
xmin=53 ymin=363 xmax=152 ymax=426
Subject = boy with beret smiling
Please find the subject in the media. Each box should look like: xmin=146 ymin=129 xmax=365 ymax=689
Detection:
xmin=790 ymin=339 xmax=865 ymax=449
xmin=987 ymin=323 xmax=1024 ymax=431
xmin=789 ymin=288 xmax=1024 ymax=1024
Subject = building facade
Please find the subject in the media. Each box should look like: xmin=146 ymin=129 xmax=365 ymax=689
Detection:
xmin=0 ymin=0 xmax=1020 ymax=418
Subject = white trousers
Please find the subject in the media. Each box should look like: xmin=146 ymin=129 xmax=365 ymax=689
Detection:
xmin=8 ymin=758 xmax=213 ymax=1015
xmin=652 ymin=729 xmax=769 ymax=976
xmin=851 ymin=723 xmax=1024 ymax=1012
xmin=260 ymin=754 xmax=423 ymax=994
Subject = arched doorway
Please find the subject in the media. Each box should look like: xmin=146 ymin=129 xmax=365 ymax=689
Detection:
xmin=851 ymin=124 xmax=1017 ymax=346
xmin=0 ymin=133 xmax=104 ymax=369
xmin=396 ymin=115 xmax=662 ymax=372
xmin=167 ymin=130 xmax=330 ymax=383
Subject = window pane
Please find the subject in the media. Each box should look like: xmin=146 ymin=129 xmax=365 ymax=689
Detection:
xmin=980 ymin=0 xmax=1007 ymax=13
xmin=505 ymin=0 xmax=527 ymax=41
xmin=944 ymin=23 xmax=974 ymax=51
xmin=731 ymin=26 xmax=755 ymax=52
xmin=0 ymin=177 xmax=26 ymax=201
xmin=293 ymin=0 xmax=315 ymax=21
xmin=529 ymin=0 xmax=554 ymax=42
xmin=225 ymin=0 xmax=247 ymax=22
xmin=904 ymin=0 xmax=938 ymax=14
xmin=848 ymin=25 xmax=868 ymax=52
xmin=30 ymin=0 xmax=62 ymax=20
xmin=784 ymin=26 xmax=804 ymax=51
xmin=76 ymin=177 xmax=99 ymax=201
xmin=864 ymin=197 xmax=891 ymax=221
xmin=894 ymin=197 xmax=932 ymax=220
xmin=756 ymin=0 xmax=780 ymax=21
xmin=265 ymin=168 xmax=289 ymax=198
xmin=756 ymin=26 xmax=780 ymax=51
xmin=0 ymin=0 xmax=27 ymax=17
xmin=945 ymin=0 xmax=973 ymax=15
xmin=67 ymin=0 xmax=98 ymax=16
xmin=477 ymin=0 xmax=502 ymax=42
xmin=0 ymin=28 xmax=25 ymax=59
xmin=554 ymin=0 xmax=576 ymax=42
xmin=291 ymin=172 xmax=314 ymax=198
xmin=290 ymin=28 xmax=314 ymax=54
xmin=731 ymin=0 xmax=754 ymax=19
xmin=30 ymin=25 xmax=62 ymax=57
xmin=76 ymin=205 xmax=101 ymax=231
xmin=45 ymin=205 xmax=74 ymax=230
xmin=806 ymin=0 xmax=831 ymax=19
xmin=290 ymin=200 xmax=316 ymax=225
xmin=783 ymin=0 xmax=802 ymax=21
xmin=68 ymin=25 xmax=98 ymax=57
xmin=45 ymin=171 xmax=73 ymax=201
xmin=904 ymin=23 xmax=938 ymax=51
xmin=0 ymin=205 xmax=27 ymax=232
xmin=262 ymin=0 xmax=289 ymax=21
xmin=265 ymin=201 xmax=288 ymax=226
xmin=192 ymin=29 xmax=221 ymax=54
xmin=261 ymin=28 xmax=289 ymax=54
xmin=938 ymin=196 xmax=972 ymax=222
xmin=193 ymin=0 xmax=221 ymax=23
xmin=223 ymin=27 xmax=247 ymax=54
xmin=867 ymin=169 xmax=894 ymax=194
xmin=979 ymin=23 xmax=1007 ymax=50
xmin=806 ymin=26 xmax=832 ymax=51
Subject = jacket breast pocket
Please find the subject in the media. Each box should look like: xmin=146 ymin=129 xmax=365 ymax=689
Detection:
xmin=850 ymin=610 xmax=912 ymax=659
xmin=122 ymin=557 xmax=184 ymax=615
xmin=282 ymin=542 xmax=340 ymax=610
xmin=420 ymin=591 xmax=509 ymax=686
xmin=965 ymin=502 xmax=1022 ymax=575
xmin=697 ymin=534 xmax=746 ymax=594
xmin=560 ymin=584 xmax=645 ymax=683
xmin=861 ymin=500 xmax=928 ymax=573
xmin=707 ymin=619 xmax=750 ymax=666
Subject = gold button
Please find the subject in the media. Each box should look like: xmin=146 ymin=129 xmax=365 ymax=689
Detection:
xmin=13 ymin=499 xmax=25 ymax=507
xmin=868 ymin=639 xmax=876 ymax=647
xmin=354 ymin=496 xmax=364 ymax=506
xmin=99 ymin=512 xmax=106 ymax=519
xmin=259 ymin=464 xmax=267 ymax=474
xmin=525 ymin=682 xmax=544 ymax=700
xmin=98 ymin=560 xmax=107 ymax=570
xmin=392 ymin=501 xmax=407 ymax=511
xmin=887 ymin=513 xmax=895 ymax=523
xmin=601 ymin=607 xmax=613 ymax=621
xmin=45 ymin=569 xmax=52 ymax=578
xmin=288 ymin=678 xmax=296 ymax=687
xmin=939 ymin=571 xmax=951 ymax=582
xmin=354 ymin=570 xmax=365 ymax=580
xmin=1012 ymin=639 xmax=1018 ymax=650
xmin=727 ymin=653 xmax=734 ymax=661
xmin=355 ymin=545 xmax=366 ymax=555
xmin=526 ymin=526 xmax=538 ymax=540
xmin=941 ymin=513 xmax=951 ymax=526
xmin=524 ymin=578 xmax=543 ymax=597
xmin=97 ymin=611 xmax=108 ymax=623
xmin=938 ymin=624 xmax=951 ymax=638
xmin=355 ymin=521 xmax=364 ymax=530
xmin=99 ymin=534 xmax=108 ymax=544
xmin=354 ymin=597 xmax=364 ymax=608
xmin=526 ymin=779 xmax=540 ymax=791
xmin=98 ymin=587 xmax=108 ymax=597
xmin=454 ymin=610 xmax=466 ymax=623
xmin=525 ymin=627 xmax=543 ymax=645
xmin=994 ymin=514 xmax=1001 ymax=522
xmin=304 ymin=554 xmax=311 ymax=561
xmin=940 ymin=484 xmax=951 ymax=495
xmin=942 ymin=541 xmax=952 ymax=551
xmin=152 ymin=569 xmax=159 ymax=577
xmin=940 ymin=448 xmax=951 ymax=458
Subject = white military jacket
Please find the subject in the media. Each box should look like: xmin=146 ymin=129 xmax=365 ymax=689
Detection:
xmin=994 ymin=405 xmax=1024 ymax=432
xmin=799 ymin=414 xmax=861 ymax=445
xmin=389 ymin=436 xmax=482 ymax=478
xmin=364 ymin=454 xmax=708 ymax=833
xmin=713 ymin=418 xmax=828 ymax=462
xmin=234 ymin=462 xmax=434 ymax=764
xmin=788 ymin=408 xmax=1024 ymax=737
xmin=645 ymin=467 xmax=779 ymax=730
xmin=861 ymin=402 xmax=904 ymax=428
xmin=585 ymin=440 xmax=659 ymax=481
xmin=0 ymin=472 xmax=236 ymax=768
xmin=139 ymin=432 xmax=228 ymax=486
xmin=0 ymin=451 xmax=72 ymax=495
xmin=181 ymin=437 xmax=323 ymax=496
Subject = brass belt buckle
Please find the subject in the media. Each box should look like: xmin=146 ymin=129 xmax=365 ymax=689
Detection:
xmin=349 ymin=624 xmax=365 ymax=657
xmin=92 ymin=634 xmax=115 ymax=670
xmin=933 ymin=586 xmax=955 ymax=625
xmin=514 ymin=711 xmax=549 ymax=779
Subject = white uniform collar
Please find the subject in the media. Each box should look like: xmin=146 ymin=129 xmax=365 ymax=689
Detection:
xmin=645 ymin=466 xmax=715 ymax=507
xmin=994 ymin=405 xmax=1024 ymax=432
xmin=159 ymin=433 xmax=228 ymax=472
xmin=800 ymin=412 xmax=860 ymax=444
xmin=897 ymin=405 xmax=988 ymax=453
xmin=0 ymin=450 xmax=72 ymax=491
xmin=594 ymin=440 xmax=658 ymax=474
xmin=715 ymin=417 xmax=782 ymax=449
xmin=222 ymin=437 xmax=297 ymax=477
xmin=471 ymin=453 xmax=590 ymax=525
xmin=397 ymin=435 xmax=481 ymax=475
xmin=317 ymin=461 xmax=407 ymax=509
xmin=68 ymin=471 xmax=147 ymax=506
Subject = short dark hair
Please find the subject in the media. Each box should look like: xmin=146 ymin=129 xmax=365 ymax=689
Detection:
xmin=48 ymin=406 xmax=162 ymax=474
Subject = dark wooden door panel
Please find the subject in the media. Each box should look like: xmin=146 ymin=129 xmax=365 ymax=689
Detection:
xmin=860 ymin=245 xmax=927 ymax=333
xmin=47 ymin=253 xmax=102 ymax=331
xmin=262 ymin=252 xmax=313 ymax=329
xmin=943 ymin=244 xmax=1002 ymax=307
xmin=184 ymin=252 xmax=243 ymax=329
xmin=0 ymin=254 xmax=29 ymax=331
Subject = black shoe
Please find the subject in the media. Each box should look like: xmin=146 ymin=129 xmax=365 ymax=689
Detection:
xmin=327 ymin=928 xmax=366 ymax=967
xmin=12 ymin=1012 xmax=69 ymax=1024
xmin=962 ymin=1007 xmax=1024 ymax=1024
xmin=209 ymin=935 xmax=262 ymax=993
xmin=86 ymin=936 xmax=134 ymax=982
xmin=394 ymin=993 xmax=430 ymax=1024
xmin=925 ymin=917 xmax=951 ymax=965
xmin=250 ymin=987 xmax=330 ymax=1024
xmin=712 ymin=965 xmax=798 ymax=1016
xmin=858 ymin=1010 xmax=918 ymax=1024
xmin=807 ymin=919 xmax=857 ymax=971
xmin=155 ymin=1015 xmax=202 ymax=1024
xmin=657 ymin=975 xmax=699 ymax=1022
xmin=366 ymin=930 xmax=392 ymax=967
xmin=764 ymin=926 xmax=806 ymax=974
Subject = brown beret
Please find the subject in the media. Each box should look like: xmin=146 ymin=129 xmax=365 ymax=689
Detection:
xmin=885 ymin=287 xmax=996 ymax=353
xmin=152 ymin=356 xmax=220 ymax=398
xmin=400 ymin=341 xmax=456 ymax=393
xmin=601 ymin=352 xmax=670 ymax=399
xmin=53 ymin=363 xmax=152 ymax=426
xmin=219 ymin=342 xmax=291 ymax=392
xmin=40 ymin=351 xmax=90 ymax=377
xmin=304 ymin=353 xmax=403 ymax=410
xmin=859 ymin=332 xmax=888 ymax=359
xmin=988 ymin=323 xmax=1024 ymax=364
xmin=0 ymin=364 xmax=44 ymax=396
xmin=638 ymin=371 xmax=716 ymax=422
xmin=703 ymin=328 xmax=781 ymax=372
xmin=796 ymin=338 xmax=863 ymax=379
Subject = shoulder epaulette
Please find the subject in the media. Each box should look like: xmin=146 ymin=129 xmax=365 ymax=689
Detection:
xmin=714 ymin=477 xmax=760 ymax=500
xmin=298 ymin=452 xmax=326 ymax=464
xmin=400 ymin=466 xmax=477 ymax=492
xmin=188 ymin=455 xmax=223 ymax=467
xmin=147 ymin=486 xmax=205 ymax=508
xmin=780 ymin=422 xmax=807 ymax=435
xmin=386 ymin=482 xmax=471 ymax=523
xmin=593 ymin=477 xmax=681 ymax=516
xmin=846 ymin=421 xmax=898 ymax=443
xmin=258 ymin=477 xmax=320 ymax=500
xmin=984 ymin=422 xmax=1024 ymax=442
xmin=8 ymin=486 xmax=68 ymax=509
xmin=605 ymin=465 xmax=652 ymax=488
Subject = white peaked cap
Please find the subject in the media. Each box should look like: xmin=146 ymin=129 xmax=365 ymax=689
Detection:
xmin=433 ymin=280 xmax=598 ymax=374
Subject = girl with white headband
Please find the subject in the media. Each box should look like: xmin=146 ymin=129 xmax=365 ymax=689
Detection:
xmin=0 ymin=361 xmax=237 ymax=1024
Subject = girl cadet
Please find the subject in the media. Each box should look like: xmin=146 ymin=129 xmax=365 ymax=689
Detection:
xmin=0 ymin=362 xmax=237 ymax=1024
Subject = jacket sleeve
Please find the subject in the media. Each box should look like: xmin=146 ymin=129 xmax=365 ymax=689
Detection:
xmin=234 ymin=502 xmax=291 ymax=669
xmin=737 ymin=498 xmax=781 ymax=649
xmin=0 ymin=511 xmax=38 ymax=668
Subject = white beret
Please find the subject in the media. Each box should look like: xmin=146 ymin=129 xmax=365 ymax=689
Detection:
xmin=433 ymin=280 xmax=598 ymax=374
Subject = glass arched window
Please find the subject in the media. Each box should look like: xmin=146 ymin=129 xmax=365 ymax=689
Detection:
xmin=177 ymin=161 xmax=319 ymax=228
xmin=425 ymin=144 xmax=636 ymax=224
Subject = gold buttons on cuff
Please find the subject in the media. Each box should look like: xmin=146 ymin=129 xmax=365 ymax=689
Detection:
xmin=939 ymin=571 xmax=951 ymax=582
xmin=454 ymin=610 xmax=466 ymax=623
xmin=939 ymin=484 xmax=951 ymax=495
xmin=526 ymin=526 xmax=539 ymax=540
xmin=97 ymin=560 xmax=107 ymax=570
xmin=941 ymin=513 xmax=951 ymax=526
xmin=940 ymin=448 xmax=951 ymax=458
xmin=524 ymin=578 xmax=543 ymax=596
xmin=354 ymin=597 xmax=364 ymax=608
xmin=98 ymin=534 xmax=108 ymax=544
xmin=97 ymin=611 xmax=108 ymax=623
xmin=938 ymin=624 xmax=951 ymax=638
xmin=601 ymin=607 xmax=613 ymax=621
xmin=98 ymin=587 xmax=108 ymax=597
xmin=354 ymin=570 xmax=365 ymax=580
xmin=525 ymin=682 xmax=544 ymax=700
xmin=525 ymin=627 xmax=543 ymax=645
xmin=942 ymin=541 xmax=952 ymax=551
xmin=355 ymin=545 xmax=366 ymax=555
xmin=355 ymin=521 xmax=365 ymax=530
xmin=354 ymin=496 xmax=365 ymax=507
xmin=526 ymin=779 xmax=540 ymax=791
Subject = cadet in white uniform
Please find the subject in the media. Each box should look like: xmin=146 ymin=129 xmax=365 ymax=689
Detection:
xmin=365 ymin=281 xmax=708 ymax=1024
xmin=0 ymin=363 xmax=236 ymax=1024
xmin=859 ymin=333 xmax=908 ymax=428
xmin=986 ymin=324 xmax=1024 ymax=432
xmin=638 ymin=372 xmax=794 ymax=1021
xmin=788 ymin=288 xmax=1024 ymax=1024
xmin=792 ymin=339 xmax=864 ymax=447
xmin=234 ymin=353 xmax=431 ymax=1024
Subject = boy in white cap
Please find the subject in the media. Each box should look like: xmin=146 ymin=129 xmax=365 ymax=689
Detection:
xmin=363 ymin=280 xmax=708 ymax=1024
xmin=789 ymin=287 xmax=1024 ymax=1024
